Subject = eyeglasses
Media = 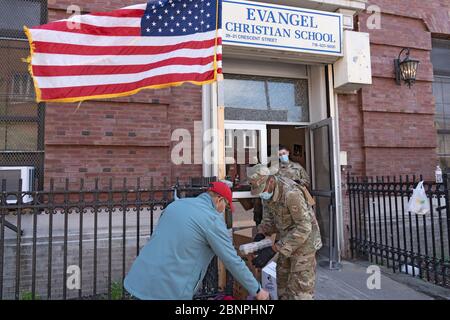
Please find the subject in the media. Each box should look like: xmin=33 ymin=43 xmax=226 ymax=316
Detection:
xmin=221 ymin=197 xmax=231 ymax=210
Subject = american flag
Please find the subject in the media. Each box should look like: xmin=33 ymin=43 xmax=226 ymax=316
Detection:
xmin=24 ymin=0 xmax=222 ymax=103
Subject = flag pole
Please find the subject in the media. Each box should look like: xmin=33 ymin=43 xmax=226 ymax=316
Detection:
xmin=213 ymin=0 xmax=228 ymax=293
xmin=217 ymin=73 xmax=228 ymax=293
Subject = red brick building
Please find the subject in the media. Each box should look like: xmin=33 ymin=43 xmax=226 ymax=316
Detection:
xmin=1 ymin=0 xmax=449 ymax=261
xmin=341 ymin=0 xmax=450 ymax=177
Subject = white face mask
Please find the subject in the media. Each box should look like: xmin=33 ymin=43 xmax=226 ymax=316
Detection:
xmin=259 ymin=191 xmax=273 ymax=200
xmin=279 ymin=154 xmax=289 ymax=163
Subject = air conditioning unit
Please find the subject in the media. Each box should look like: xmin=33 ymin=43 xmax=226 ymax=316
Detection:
xmin=0 ymin=166 xmax=35 ymax=204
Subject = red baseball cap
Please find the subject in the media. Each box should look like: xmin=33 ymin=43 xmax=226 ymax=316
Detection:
xmin=208 ymin=181 xmax=234 ymax=213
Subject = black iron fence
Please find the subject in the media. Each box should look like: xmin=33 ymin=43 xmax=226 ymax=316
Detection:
xmin=0 ymin=176 xmax=235 ymax=300
xmin=348 ymin=173 xmax=450 ymax=288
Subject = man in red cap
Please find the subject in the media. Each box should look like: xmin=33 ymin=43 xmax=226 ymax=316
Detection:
xmin=124 ymin=181 xmax=269 ymax=300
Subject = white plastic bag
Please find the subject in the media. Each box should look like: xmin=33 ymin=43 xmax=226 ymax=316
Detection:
xmin=407 ymin=181 xmax=430 ymax=215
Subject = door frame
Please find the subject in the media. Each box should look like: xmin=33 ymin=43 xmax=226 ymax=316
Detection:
xmin=307 ymin=117 xmax=342 ymax=269
xmin=225 ymin=121 xmax=267 ymax=199
xmin=308 ymin=118 xmax=335 ymax=194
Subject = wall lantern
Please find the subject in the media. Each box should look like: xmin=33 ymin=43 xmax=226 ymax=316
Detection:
xmin=394 ymin=48 xmax=420 ymax=88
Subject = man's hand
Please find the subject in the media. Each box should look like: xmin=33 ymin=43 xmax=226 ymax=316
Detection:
xmin=253 ymin=233 xmax=265 ymax=242
xmin=252 ymin=247 xmax=276 ymax=268
xmin=255 ymin=288 xmax=270 ymax=300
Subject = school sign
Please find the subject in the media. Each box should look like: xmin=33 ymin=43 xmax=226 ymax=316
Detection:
xmin=222 ymin=0 xmax=343 ymax=56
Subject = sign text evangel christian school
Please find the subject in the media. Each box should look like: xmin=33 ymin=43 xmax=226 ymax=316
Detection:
xmin=222 ymin=0 xmax=343 ymax=55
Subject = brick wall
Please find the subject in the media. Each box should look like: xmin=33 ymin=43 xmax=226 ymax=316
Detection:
xmin=44 ymin=1 xmax=204 ymax=189
xmin=339 ymin=0 xmax=450 ymax=257
xmin=40 ymin=1 xmax=450 ymax=261
xmin=338 ymin=0 xmax=450 ymax=179
xmin=44 ymin=0 xmax=449 ymax=182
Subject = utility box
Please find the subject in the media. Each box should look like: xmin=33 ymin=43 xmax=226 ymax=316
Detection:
xmin=334 ymin=30 xmax=372 ymax=93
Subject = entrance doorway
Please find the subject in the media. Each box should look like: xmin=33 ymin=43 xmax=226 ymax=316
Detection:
xmin=225 ymin=121 xmax=339 ymax=266
xmin=267 ymin=123 xmax=338 ymax=265
xmin=220 ymin=59 xmax=341 ymax=267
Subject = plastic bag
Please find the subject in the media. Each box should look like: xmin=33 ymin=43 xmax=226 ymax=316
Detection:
xmin=407 ymin=181 xmax=430 ymax=215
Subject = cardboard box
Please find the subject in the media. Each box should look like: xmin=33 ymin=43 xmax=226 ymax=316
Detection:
xmin=262 ymin=261 xmax=278 ymax=300
xmin=232 ymin=227 xmax=260 ymax=299
xmin=233 ymin=227 xmax=256 ymax=247
xmin=237 ymin=198 xmax=255 ymax=211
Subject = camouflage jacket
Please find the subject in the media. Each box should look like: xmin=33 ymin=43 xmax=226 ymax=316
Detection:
xmin=257 ymin=176 xmax=322 ymax=257
xmin=278 ymin=161 xmax=310 ymax=187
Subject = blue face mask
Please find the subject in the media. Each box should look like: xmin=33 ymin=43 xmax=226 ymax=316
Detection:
xmin=280 ymin=155 xmax=289 ymax=163
xmin=259 ymin=192 xmax=273 ymax=200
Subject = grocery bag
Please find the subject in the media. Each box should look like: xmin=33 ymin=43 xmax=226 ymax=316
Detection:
xmin=407 ymin=181 xmax=430 ymax=215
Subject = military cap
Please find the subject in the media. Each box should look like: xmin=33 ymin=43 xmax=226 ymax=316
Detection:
xmin=247 ymin=164 xmax=278 ymax=196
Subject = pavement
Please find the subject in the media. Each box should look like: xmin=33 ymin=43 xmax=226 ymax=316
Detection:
xmin=232 ymin=203 xmax=450 ymax=300
xmin=315 ymin=257 xmax=450 ymax=300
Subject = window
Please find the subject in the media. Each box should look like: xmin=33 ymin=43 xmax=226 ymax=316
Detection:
xmin=0 ymin=0 xmax=47 ymax=188
xmin=244 ymin=132 xmax=256 ymax=149
xmin=225 ymin=129 xmax=256 ymax=149
xmin=432 ymin=39 xmax=450 ymax=168
xmin=432 ymin=39 xmax=450 ymax=77
xmin=224 ymin=126 xmax=266 ymax=189
xmin=0 ymin=122 xmax=38 ymax=151
xmin=224 ymin=74 xmax=309 ymax=123
xmin=225 ymin=130 xmax=233 ymax=149
xmin=0 ymin=0 xmax=46 ymax=39
xmin=10 ymin=73 xmax=35 ymax=102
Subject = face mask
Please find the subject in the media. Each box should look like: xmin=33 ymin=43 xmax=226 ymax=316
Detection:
xmin=259 ymin=192 xmax=273 ymax=200
xmin=280 ymin=155 xmax=289 ymax=163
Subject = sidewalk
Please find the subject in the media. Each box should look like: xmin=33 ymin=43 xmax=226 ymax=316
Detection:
xmin=315 ymin=258 xmax=450 ymax=300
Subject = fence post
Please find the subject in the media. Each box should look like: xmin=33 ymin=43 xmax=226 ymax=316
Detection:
xmin=444 ymin=172 xmax=450 ymax=280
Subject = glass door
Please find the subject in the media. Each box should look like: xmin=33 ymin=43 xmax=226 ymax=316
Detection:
xmin=224 ymin=122 xmax=267 ymax=198
xmin=308 ymin=118 xmax=340 ymax=269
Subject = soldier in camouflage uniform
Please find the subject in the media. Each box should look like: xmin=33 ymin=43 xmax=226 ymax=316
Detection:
xmin=247 ymin=164 xmax=322 ymax=300
xmin=251 ymin=145 xmax=310 ymax=225
xmin=278 ymin=145 xmax=310 ymax=188
xmin=277 ymin=144 xmax=315 ymax=207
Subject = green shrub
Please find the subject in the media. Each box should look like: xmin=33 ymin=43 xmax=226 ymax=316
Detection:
xmin=20 ymin=291 xmax=41 ymax=300
xmin=110 ymin=281 xmax=123 ymax=300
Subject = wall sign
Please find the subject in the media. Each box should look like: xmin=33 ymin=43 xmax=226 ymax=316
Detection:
xmin=222 ymin=0 xmax=343 ymax=56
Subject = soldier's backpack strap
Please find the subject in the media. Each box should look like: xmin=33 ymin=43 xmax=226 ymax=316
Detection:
xmin=278 ymin=176 xmax=315 ymax=207
xmin=299 ymin=185 xmax=316 ymax=207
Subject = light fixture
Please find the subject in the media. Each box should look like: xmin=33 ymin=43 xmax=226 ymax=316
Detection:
xmin=394 ymin=48 xmax=420 ymax=88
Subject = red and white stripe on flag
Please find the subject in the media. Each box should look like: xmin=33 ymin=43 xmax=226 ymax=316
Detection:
xmin=24 ymin=2 xmax=222 ymax=103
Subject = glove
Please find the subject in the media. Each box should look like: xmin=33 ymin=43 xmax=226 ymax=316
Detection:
xmin=253 ymin=233 xmax=265 ymax=242
xmin=252 ymin=246 xmax=276 ymax=268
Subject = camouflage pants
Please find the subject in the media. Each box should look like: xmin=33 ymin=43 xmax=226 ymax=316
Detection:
xmin=276 ymin=252 xmax=317 ymax=300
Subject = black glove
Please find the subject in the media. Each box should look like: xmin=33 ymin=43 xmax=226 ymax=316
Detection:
xmin=253 ymin=233 xmax=265 ymax=242
xmin=252 ymin=246 xmax=276 ymax=268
